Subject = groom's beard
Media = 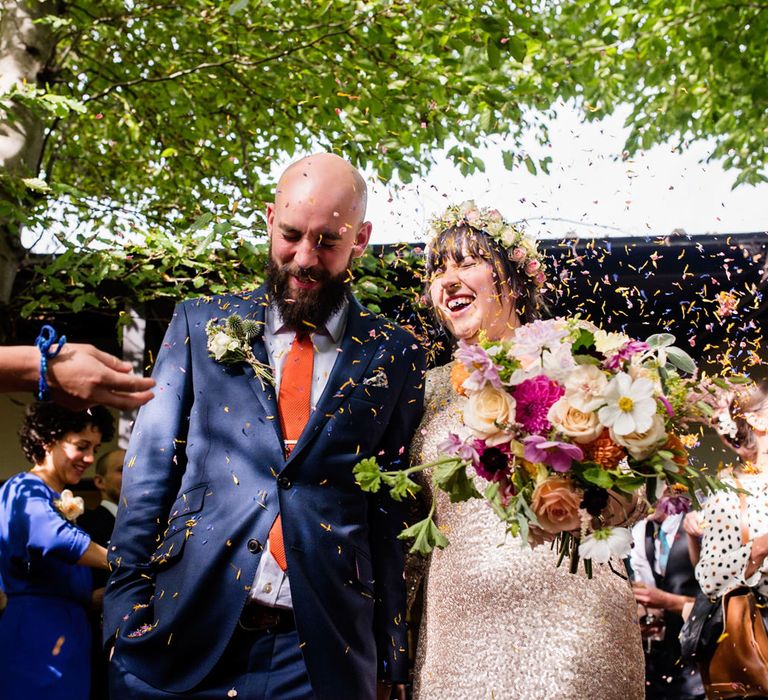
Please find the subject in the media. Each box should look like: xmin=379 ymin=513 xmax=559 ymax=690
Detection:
xmin=266 ymin=257 xmax=350 ymax=333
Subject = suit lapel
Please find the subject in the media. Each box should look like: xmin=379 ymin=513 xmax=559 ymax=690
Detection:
xmin=230 ymin=289 xmax=282 ymax=448
xmin=285 ymin=297 xmax=382 ymax=464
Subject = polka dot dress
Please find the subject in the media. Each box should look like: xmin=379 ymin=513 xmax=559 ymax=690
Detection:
xmin=697 ymin=471 xmax=768 ymax=597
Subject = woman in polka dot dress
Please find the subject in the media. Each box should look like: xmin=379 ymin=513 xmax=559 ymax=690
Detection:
xmin=697 ymin=381 xmax=768 ymax=599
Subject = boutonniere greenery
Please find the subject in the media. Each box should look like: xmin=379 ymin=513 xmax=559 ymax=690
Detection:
xmin=205 ymin=313 xmax=274 ymax=385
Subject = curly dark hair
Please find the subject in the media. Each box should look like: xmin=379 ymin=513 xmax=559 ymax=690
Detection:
xmin=19 ymin=402 xmax=115 ymax=464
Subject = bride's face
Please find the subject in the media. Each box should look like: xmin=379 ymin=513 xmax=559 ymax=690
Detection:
xmin=429 ymin=251 xmax=517 ymax=344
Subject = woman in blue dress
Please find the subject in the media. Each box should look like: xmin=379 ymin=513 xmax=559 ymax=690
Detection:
xmin=0 ymin=402 xmax=114 ymax=700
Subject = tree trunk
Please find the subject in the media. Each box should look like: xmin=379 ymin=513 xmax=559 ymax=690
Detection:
xmin=0 ymin=0 xmax=57 ymax=308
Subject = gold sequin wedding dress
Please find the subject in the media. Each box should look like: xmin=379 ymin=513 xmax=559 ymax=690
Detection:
xmin=409 ymin=365 xmax=645 ymax=700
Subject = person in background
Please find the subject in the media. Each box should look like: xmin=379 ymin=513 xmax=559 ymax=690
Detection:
xmin=697 ymin=381 xmax=768 ymax=598
xmin=630 ymin=491 xmax=705 ymax=699
xmin=0 ymin=401 xmax=114 ymax=700
xmin=0 ymin=343 xmax=154 ymax=410
xmin=78 ymin=447 xmax=125 ymax=700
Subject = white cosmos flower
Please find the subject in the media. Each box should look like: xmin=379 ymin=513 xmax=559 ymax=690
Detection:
xmin=597 ymin=372 xmax=657 ymax=437
xmin=578 ymin=527 xmax=633 ymax=563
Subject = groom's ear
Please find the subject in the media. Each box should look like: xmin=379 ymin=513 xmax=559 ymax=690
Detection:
xmin=265 ymin=203 xmax=276 ymax=237
xmin=351 ymin=221 xmax=372 ymax=259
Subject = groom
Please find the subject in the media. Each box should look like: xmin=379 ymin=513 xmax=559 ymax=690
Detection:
xmin=104 ymin=153 xmax=426 ymax=699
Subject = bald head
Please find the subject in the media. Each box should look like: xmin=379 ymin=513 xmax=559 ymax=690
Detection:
xmin=275 ymin=153 xmax=368 ymax=227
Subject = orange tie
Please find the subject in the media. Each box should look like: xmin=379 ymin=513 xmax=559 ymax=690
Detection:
xmin=269 ymin=333 xmax=314 ymax=571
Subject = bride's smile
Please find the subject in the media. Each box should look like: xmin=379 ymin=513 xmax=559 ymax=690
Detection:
xmin=429 ymin=252 xmax=516 ymax=344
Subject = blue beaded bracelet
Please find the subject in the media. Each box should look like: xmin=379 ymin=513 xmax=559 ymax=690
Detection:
xmin=35 ymin=325 xmax=67 ymax=401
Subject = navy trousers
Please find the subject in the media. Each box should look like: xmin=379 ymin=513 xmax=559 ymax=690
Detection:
xmin=109 ymin=627 xmax=314 ymax=699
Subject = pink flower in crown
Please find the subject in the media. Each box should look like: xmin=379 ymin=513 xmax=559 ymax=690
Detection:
xmin=472 ymin=439 xmax=513 ymax=482
xmin=513 ymin=376 xmax=565 ymax=434
xmin=523 ymin=435 xmax=584 ymax=473
xmin=511 ymin=247 xmax=526 ymax=263
xmin=524 ymin=259 xmax=541 ymax=276
xmin=455 ymin=339 xmax=502 ymax=390
xmin=603 ymin=340 xmax=651 ymax=370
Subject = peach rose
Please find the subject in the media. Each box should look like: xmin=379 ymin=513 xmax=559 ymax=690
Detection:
xmin=463 ymin=384 xmax=516 ymax=446
xmin=531 ymin=477 xmax=583 ymax=534
xmin=547 ymin=397 xmax=603 ymax=444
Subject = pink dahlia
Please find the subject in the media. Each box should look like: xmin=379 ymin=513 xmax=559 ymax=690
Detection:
xmin=603 ymin=340 xmax=650 ymax=370
xmin=512 ymin=375 xmax=565 ymax=434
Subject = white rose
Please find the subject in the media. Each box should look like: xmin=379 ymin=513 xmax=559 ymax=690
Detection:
xmin=564 ymin=364 xmax=609 ymax=412
xmin=463 ymin=385 xmax=516 ymax=446
xmin=209 ymin=331 xmax=240 ymax=361
xmin=610 ymin=413 xmax=667 ymax=460
xmin=594 ymin=329 xmax=629 ymax=355
xmin=547 ymin=397 xmax=604 ymax=444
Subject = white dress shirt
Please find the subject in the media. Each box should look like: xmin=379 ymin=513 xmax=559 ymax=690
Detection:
xmin=630 ymin=513 xmax=683 ymax=587
xmin=249 ymin=300 xmax=349 ymax=609
xmin=100 ymin=499 xmax=118 ymax=518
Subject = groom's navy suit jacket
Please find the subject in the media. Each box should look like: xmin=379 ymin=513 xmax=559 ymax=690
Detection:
xmin=103 ymin=288 xmax=426 ymax=699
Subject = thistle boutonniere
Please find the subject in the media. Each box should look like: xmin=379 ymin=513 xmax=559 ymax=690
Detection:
xmin=205 ymin=313 xmax=274 ymax=385
xmin=54 ymin=489 xmax=84 ymax=522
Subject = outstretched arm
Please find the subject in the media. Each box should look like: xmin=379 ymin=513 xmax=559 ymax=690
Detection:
xmin=0 ymin=344 xmax=155 ymax=410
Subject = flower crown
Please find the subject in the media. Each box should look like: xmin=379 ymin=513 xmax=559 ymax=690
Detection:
xmin=428 ymin=200 xmax=546 ymax=287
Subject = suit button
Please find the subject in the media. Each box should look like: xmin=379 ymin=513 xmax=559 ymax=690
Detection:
xmin=277 ymin=476 xmax=292 ymax=490
xmin=247 ymin=538 xmax=262 ymax=553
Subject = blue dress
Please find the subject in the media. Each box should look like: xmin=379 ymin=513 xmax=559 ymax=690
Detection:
xmin=0 ymin=472 xmax=93 ymax=700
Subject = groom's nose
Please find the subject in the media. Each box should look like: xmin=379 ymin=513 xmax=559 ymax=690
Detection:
xmin=293 ymin=236 xmax=320 ymax=269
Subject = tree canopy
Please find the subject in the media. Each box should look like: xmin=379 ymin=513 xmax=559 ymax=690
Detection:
xmin=1 ymin=0 xmax=765 ymax=331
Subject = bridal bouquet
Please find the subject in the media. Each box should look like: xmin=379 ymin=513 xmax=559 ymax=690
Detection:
xmin=355 ymin=318 xmax=737 ymax=573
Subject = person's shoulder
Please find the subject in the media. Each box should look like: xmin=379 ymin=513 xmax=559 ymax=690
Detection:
xmin=177 ymin=289 xmax=268 ymax=317
xmin=350 ymin=299 xmax=424 ymax=352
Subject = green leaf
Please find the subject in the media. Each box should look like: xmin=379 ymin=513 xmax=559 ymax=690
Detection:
xmin=432 ymin=458 xmax=481 ymax=502
xmin=381 ymin=470 xmax=422 ymax=501
xmin=21 ymin=177 xmax=50 ymax=193
xmin=523 ymin=154 xmax=536 ymax=175
xmin=399 ymin=516 xmax=449 ymax=555
xmin=507 ymin=36 xmax=527 ymax=62
xmin=572 ymin=328 xmax=595 ymax=352
xmin=486 ymin=37 xmax=501 ymax=69
xmin=582 ymin=467 xmax=614 ymax=489
xmin=502 ymin=150 xmax=515 ymax=171
xmin=228 ymin=0 xmax=249 ymax=15
xmin=353 ymin=458 xmax=382 ymax=493
xmin=646 ymin=333 xmax=675 ymax=349
xmin=664 ymin=346 xmax=697 ymax=374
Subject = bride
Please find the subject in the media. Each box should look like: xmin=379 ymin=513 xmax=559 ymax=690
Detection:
xmin=409 ymin=202 xmax=645 ymax=699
